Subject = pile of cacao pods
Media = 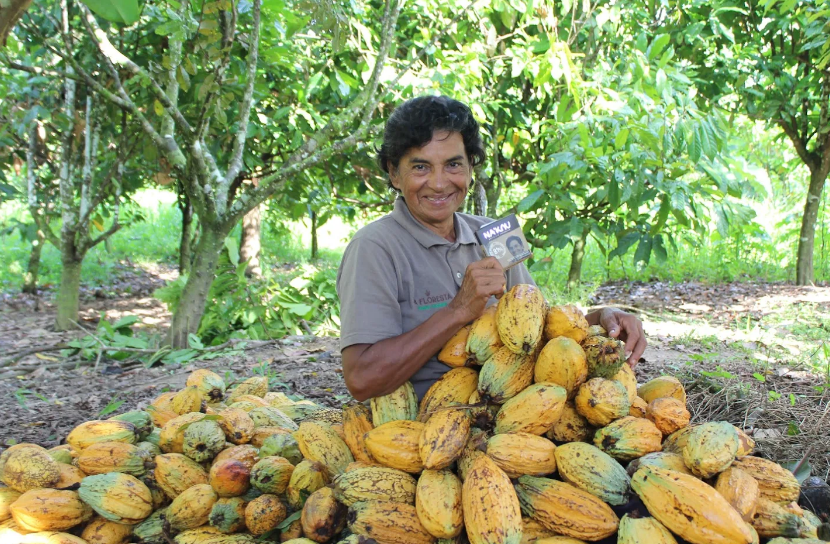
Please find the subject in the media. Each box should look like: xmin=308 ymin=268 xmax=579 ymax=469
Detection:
xmin=1 ymin=283 xmax=827 ymax=544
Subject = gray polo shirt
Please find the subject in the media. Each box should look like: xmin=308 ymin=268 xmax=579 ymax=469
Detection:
xmin=336 ymin=197 xmax=536 ymax=399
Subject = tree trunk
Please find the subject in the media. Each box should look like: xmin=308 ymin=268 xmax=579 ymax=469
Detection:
xmin=167 ymin=224 xmax=229 ymax=347
xmin=470 ymin=178 xmax=487 ymax=216
xmin=22 ymin=228 xmax=45 ymax=294
xmin=56 ymin=256 xmax=82 ymax=330
xmin=567 ymin=228 xmax=589 ymax=292
xmin=240 ymin=204 xmax=262 ymax=277
xmin=310 ymin=210 xmax=318 ymax=260
xmin=796 ymin=168 xmax=828 ymax=285
xmin=178 ymin=190 xmax=194 ymax=274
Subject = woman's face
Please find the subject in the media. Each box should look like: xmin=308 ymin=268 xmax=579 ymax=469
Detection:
xmin=390 ymin=130 xmax=471 ymax=237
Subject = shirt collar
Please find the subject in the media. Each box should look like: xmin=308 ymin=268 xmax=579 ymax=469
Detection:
xmin=391 ymin=196 xmax=478 ymax=248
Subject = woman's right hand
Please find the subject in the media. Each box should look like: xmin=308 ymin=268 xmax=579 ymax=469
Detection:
xmin=447 ymin=257 xmax=506 ymax=324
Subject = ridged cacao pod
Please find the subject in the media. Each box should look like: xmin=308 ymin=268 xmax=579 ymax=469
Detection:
xmin=342 ymin=404 xmax=374 ymax=464
xmin=418 ymin=368 xmax=479 ymax=423
xmin=751 ymin=498 xmax=809 ymax=538
xmin=217 ymin=408 xmax=255 ymax=445
xmin=419 ymin=408 xmax=470 ymax=470
xmin=594 ymin=416 xmax=662 ymax=461
xmin=520 ymin=517 xmax=557 ymax=543
xmin=734 ymin=427 xmax=756 ymax=456
xmin=646 ymin=398 xmax=690 ymax=436
xmin=46 ymin=445 xmax=79 ymax=466
xmin=544 ymin=304 xmax=588 ymax=343
xmin=248 ymin=407 xmax=298 ymax=430
xmin=136 ymin=441 xmax=162 ymax=458
xmin=66 ymin=421 xmax=138 ymax=450
xmin=533 ymin=337 xmax=587 ymax=400
xmin=626 ymin=452 xmax=694 ymax=477
xmin=416 ymin=469 xmax=463 ymax=539
xmin=514 ymin=475 xmax=618 ymax=541
xmin=287 ymin=460 xmax=330 ymax=511
xmin=78 ymin=473 xmax=153 ymax=524
xmin=131 ymin=508 xmax=166 ymax=543
xmin=170 ymin=386 xmax=206 ymax=415
xmin=209 ymin=496 xmax=247 ymax=533
xmin=574 ymin=378 xmax=631 ymax=427
xmin=0 ymin=487 xmax=22 ymax=522
xmin=682 ymin=421 xmax=739 ymax=478
xmin=109 ymin=411 xmax=154 ymax=441
xmin=364 ymin=420 xmax=425 ymax=474
xmin=582 ymin=335 xmax=626 ymax=379
xmin=209 ymin=458 xmax=251 ymax=498
xmin=296 ymin=421 xmax=354 ymax=478
xmin=245 ymin=494 xmax=286 ymax=536
xmin=629 ymin=397 xmax=648 ymax=418
xmin=716 ymin=467 xmax=760 ymax=521
xmin=612 ymin=364 xmax=638 ymax=403
xmin=496 ymin=284 xmax=546 ymax=355
xmin=154 ymin=453 xmax=208 ymax=499
xmin=467 ymin=389 xmax=499 ymax=431
xmin=617 ymin=514 xmax=677 ymax=544
xmin=348 ymin=500 xmax=435 ymax=544
xmin=10 ymin=489 xmax=92 ymax=531
xmin=301 ymin=486 xmax=346 ymax=543
xmin=174 ymin=525 xmax=255 ymax=544
xmin=159 ymin=413 xmax=205 ymax=454
xmin=466 ymin=305 xmax=503 ymax=364
xmin=17 ymin=532 xmax=89 ymax=544
xmin=661 ymin=425 xmax=697 ymax=454
xmin=186 ymin=369 xmax=226 ymax=403
xmin=146 ymin=405 xmax=178 ymax=428
xmin=463 ymin=455 xmax=522 ymax=544
xmin=54 ymin=464 xmax=86 ymax=490
xmin=2 ymin=447 xmax=61 ymax=492
xmin=77 ymin=442 xmax=153 ymax=477
xmin=438 ymin=325 xmax=472 ymax=368
xmin=226 ymin=377 xmax=269 ymax=403
xmin=333 ymin=466 xmax=416 ymax=506
xmin=80 ymin=515 xmax=133 ymax=544
xmin=250 ymin=456 xmax=294 ymax=495
xmin=555 ymin=442 xmax=630 ymax=505
xmin=259 ymin=433 xmax=303 ymax=465
xmin=182 ymin=419 xmax=226 ymax=463
xmin=495 ymin=382 xmax=566 ymax=436
xmin=546 ymin=402 xmax=593 ymax=443
xmin=370 ymin=382 xmax=418 ymax=426
xmin=299 ymin=407 xmax=342 ymax=426
xmin=165 ymin=483 xmax=218 ymax=531
xmin=457 ymin=429 xmax=489 ymax=482
xmin=732 ymin=456 xmax=801 ymax=503
xmin=631 ymin=465 xmax=757 ymax=544
xmin=485 ymin=432 xmax=557 ymax=478
xmin=638 ymin=376 xmax=687 ymax=404
xmin=478 ymin=347 xmax=534 ymax=403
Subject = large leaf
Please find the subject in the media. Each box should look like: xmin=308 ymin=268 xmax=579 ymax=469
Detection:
xmin=83 ymin=0 xmax=140 ymax=25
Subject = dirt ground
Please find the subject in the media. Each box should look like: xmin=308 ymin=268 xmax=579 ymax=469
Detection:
xmin=1 ymin=272 xmax=829 ymax=478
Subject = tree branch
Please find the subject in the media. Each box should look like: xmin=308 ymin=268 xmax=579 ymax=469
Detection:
xmin=195 ymin=4 xmax=237 ymax=141
xmin=777 ymin=116 xmax=818 ymax=171
xmin=3 ymin=59 xmax=80 ymax=80
xmin=58 ymin=0 xmax=77 ymax=246
xmin=819 ymin=72 xmax=830 ymax=176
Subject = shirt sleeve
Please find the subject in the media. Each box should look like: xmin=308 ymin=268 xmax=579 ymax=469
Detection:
xmin=506 ymin=261 xmax=537 ymax=289
xmin=336 ymin=236 xmax=404 ymax=349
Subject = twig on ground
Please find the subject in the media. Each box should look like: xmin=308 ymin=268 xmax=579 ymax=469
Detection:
xmin=0 ymin=344 xmax=72 ymax=367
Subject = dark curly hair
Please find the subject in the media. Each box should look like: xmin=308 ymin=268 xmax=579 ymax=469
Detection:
xmin=377 ymin=95 xmax=486 ymax=191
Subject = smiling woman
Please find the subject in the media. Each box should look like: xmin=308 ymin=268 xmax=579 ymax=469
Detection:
xmin=335 ymin=96 xmax=647 ymax=402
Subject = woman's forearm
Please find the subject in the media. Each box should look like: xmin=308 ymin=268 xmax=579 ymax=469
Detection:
xmin=341 ymin=305 xmax=470 ymax=401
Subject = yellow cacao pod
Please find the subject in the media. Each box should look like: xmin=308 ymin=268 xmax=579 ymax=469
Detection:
xmin=419 ymin=408 xmax=471 ymax=470
xmin=217 ymin=408 xmax=255 ymax=445
xmin=544 ymin=304 xmax=589 ymax=343
xmin=486 ymin=432 xmax=557 ymax=478
xmin=250 ymin=456 xmax=294 ymax=495
xmin=478 ymin=346 xmax=534 ymax=403
xmin=226 ymin=376 xmax=269 ymax=403
xmin=715 ymin=467 xmax=760 ymax=521
xmin=418 ymin=367 xmax=479 ymax=422
xmin=77 ymin=473 xmax=153 ymax=524
xmin=245 ymin=494 xmax=286 ymax=536
xmin=497 ymin=284 xmax=546 ymax=355
xmin=333 ymin=466 xmax=416 ymax=506
xmin=462 ymin=455 xmax=522 ymax=544
xmin=66 ymin=421 xmax=138 ymax=450
xmin=638 ymin=376 xmax=687 ymax=404
xmin=364 ymin=420 xmax=425 ymax=474
xmin=514 ymin=475 xmax=618 ymax=541
xmin=158 ymin=413 xmax=205 ymax=454
xmin=662 ymin=425 xmax=697 ymax=454
xmin=10 ymin=489 xmax=92 ymax=531
xmin=681 ymin=421 xmax=739 ymax=478
xmin=555 ymin=442 xmax=630 ymax=506
xmin=456 ymin=429 xmax=488 ymax=483
xmin=646 ymin=397 xmax=690 ymax=436
xmin=416 ymin=469 xmax=463 ymax=539
xmin=732 ymin=456 xmax=800 ymax=503
xmin=287 ymin=460 xmax=329 ymax=511
xmin=582 ymin=335 xmax=626 ymax=379
xmin=301 ymin=486 xmax=346 ymax=543
xmin=438 ymin=325 xmax=472 ymax=368
xmin=2 ymin=447 xmax=61 ymax=492
xmin=594 ymin=416 xmax=662 ymax=461
xmin=18 ymin=532 xmax=89 ymax=544
xmin=171 ymin=386 xmax=206 ymax=415
xmin=533 ymin=337 xmax=588 ymax=400
xmin=495 ymin=382 xmax=566 ymax=436
xmin=466 ymin=305 xmax=503 ymax=364
xmin=629 ymin=396 xmax=648 ymax=418
xmin=631 ymin=465 xmax=757 ymax=544
xmin=296 ymin=421 xmax=354 ymax=478
xmin=751 ymin=498 xmax=809 ymax=539
xmin=617 ymin=514 xmax=678 ymax=544
xmin=626 ymin=452 xmax=694 ymax=477
xmin=212 ymin=444 xmax=258 ymax=469
xmin=342 ymin=404 xmax=374 ymax=464
xmin=186 ymin=369 xmax=226 ymax=403
xmin=371 ymin=382 xmax=418 ymax=426
xmin=574 ymin=378 xmax=631 ymax=427
xmin=612 ymin=363 xmax=638 ymax=403
xmin=545 ymin=402 xmax=593 ymax=443
xmin=77 ymin=441 xmax=153 ymax=477
xmin=248 ymin=406 xmax=298 ymax=430
xmin=0 ymin=487 xmax=23 ymax=522
xmin=250 ymin=426 xmax=292 ymax=448
xmin=154 ymin=453 xmax=209 ymax=499
xmin=520 ymin=517 xmax=557 ymax=543
xmin=348 ymin=500 xmax=435 ymax=544
xmin=80 ymin=515 xmax=133 ymax=544
xmin=735 ymin=427 xmax=756 ymax=456
xmin=165 ymin=483 xmax=218 ymax=531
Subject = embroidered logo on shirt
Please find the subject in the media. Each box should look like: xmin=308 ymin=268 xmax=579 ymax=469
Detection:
xmin=415 ymin=290 xmax=452 ymax=310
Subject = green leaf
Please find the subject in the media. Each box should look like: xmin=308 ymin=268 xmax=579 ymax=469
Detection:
xmin=188 ymin=334 xmax=204 ymax=349
xmin=609 ymin=232 xmax=640 ymax=259
xmin=648 ymin=34 xmax=671 ymax=61
xmin=517 ymin=189 xmax=544 ymax=212
xmin=633 ymin=236 xmax=653 ymax=266
xmin=614 ymin=128 xmax=629 ymax=150
xmin=83 ymin=0 xmax=140 ymax=25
